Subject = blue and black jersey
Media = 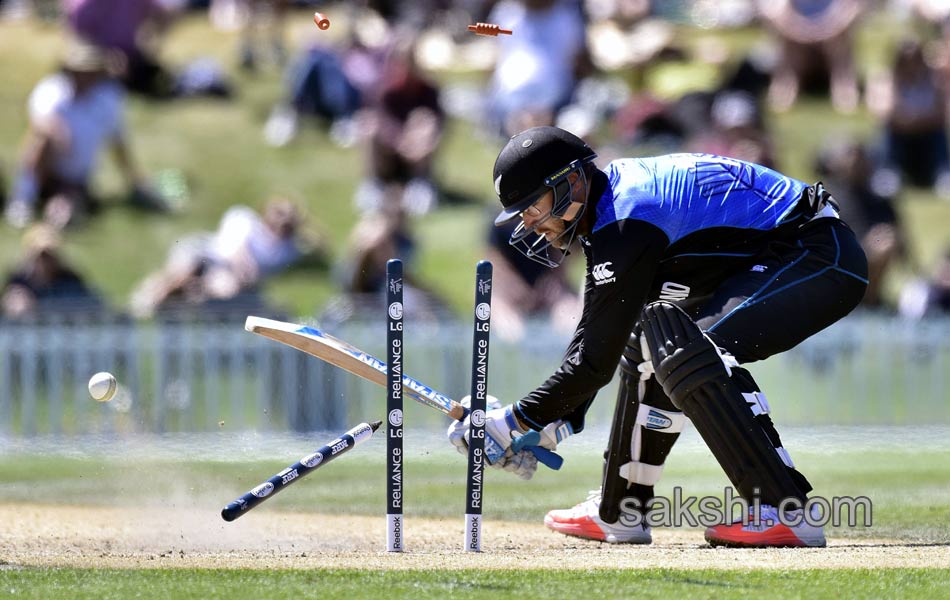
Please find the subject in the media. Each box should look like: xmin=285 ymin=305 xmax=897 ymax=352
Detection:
xmin=595 ymin=155 xmax=809 ymax=240
xmin=514 ymin=154 xmax=866 ymax=431
xmin=595 ymin=155 xmax=817 ymax=295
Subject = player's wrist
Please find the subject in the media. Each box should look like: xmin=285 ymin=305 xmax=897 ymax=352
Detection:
xmin=500 ymin=403 xmax=531 ymax=433
xmin=513 ymin=412 xmax=531 ymax=432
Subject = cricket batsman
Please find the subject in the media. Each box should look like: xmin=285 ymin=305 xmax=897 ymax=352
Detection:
xmin=448 ymin=126 xmax=868 ymax=547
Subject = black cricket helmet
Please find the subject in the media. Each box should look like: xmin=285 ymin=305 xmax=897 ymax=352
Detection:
xmin=492 ymin=126 xmax=597 ymax=267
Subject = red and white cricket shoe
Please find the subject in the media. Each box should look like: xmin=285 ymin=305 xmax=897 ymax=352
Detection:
xmin=705 ymin=504 xmax=826 ymax=548
xmin=544 ymin=490 xmax=652 ymax=544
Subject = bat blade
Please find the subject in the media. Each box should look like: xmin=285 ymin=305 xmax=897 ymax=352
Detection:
xmin=245 ymin=317 xmax=465 ymax=420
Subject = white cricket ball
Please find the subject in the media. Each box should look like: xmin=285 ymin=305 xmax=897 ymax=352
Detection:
xmin=88 ymin=372 xmax=117 ymax=403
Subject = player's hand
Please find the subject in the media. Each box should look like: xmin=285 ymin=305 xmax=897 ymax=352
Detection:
xmin=446 ymin=394 xmax=502 ymax=457
xmin=446 ymin=398 xmax=540 ymax=480
xmin=537 ymin=419 xmax=575 ymax=452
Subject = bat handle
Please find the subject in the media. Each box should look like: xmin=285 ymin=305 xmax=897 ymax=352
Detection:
xmin=529 ymin=446 xmax=564 ymax=470
xmin=510 ymin=431 xmax=564 ymax=470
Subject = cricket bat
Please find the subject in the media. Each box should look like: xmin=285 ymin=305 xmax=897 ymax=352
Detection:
xmin=245 ymin=316 xmax=563 ymax=470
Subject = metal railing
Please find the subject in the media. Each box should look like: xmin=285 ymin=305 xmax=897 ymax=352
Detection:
xmin=0 ymin=313 xmax=947 ymax=436
xmin=334 ymin=313 xmax=950 ymax=429
xmin=0 ymin=320 xmax=347 ymax=435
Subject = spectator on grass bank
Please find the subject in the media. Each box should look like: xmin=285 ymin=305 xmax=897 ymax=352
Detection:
xmin=342 ymin=194 xmax=415 ymax=295
xmin=867 ymin=38 xmax=950 ymax=196
xmin=815 ymin=139 xmax=910 ymax=309
xmin=353 ymin=36 xmax=445 ymax=216
xmin=685 ymin=90 xmax=777 ymax=168
xmin=486 ymin=0 xmax=592 ymax=136
xmin=899 ymin=250 xmax=950 ymax=318
xmin=334 ymin=190 xmax=449 ymax=321
xmin=64 ymin=0 xmax=181 ymax=98
xmin=4 ymin=37 xmax=167 ymax=230
xmin=906 ymin=0 xmax=950 ymax=37
xmin=263 ymin=16 xmax=406 ymax=149
xmin=263 ymin=41 xmax=368 ymax=148
xmin=130 ymin=196 xmax=328 ymax=318
xmin=610 ymin=92 xmax=683 ymax=154
xmin=355 ymin=0 xmax=447 ymax=26
xmin=759 ymin=0 xmax=862 ymax=114
xmin=1 ymin=224 xmax=105 ymax=321
xmin=611 ymin=83 xmax=775 ymax=165
xmin=235 ymin=0 xmax=289 ymax=71
xmin=485 ymin=217 xmax=582 ymax=342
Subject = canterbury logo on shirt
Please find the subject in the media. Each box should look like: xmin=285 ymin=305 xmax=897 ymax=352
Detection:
xmin=592 ymin=262 xmax=615 ymax=285
xmin=658 ymin=282 xmax=690 ymax=301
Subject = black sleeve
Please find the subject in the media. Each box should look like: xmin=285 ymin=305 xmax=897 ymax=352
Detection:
xmin=514 ymin=219 xmax=670 ymax=430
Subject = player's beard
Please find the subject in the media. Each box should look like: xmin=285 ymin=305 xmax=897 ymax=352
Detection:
xmin=509 ymin=215 xmax=577 ymax=267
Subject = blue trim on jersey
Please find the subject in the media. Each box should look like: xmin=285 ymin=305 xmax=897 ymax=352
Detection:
xmin=708 ymin=250 xmax=811 ymax=332
xmin=593 ymin=155 xmax=809 ymax=243
xmin=707 ymin=227 xmax=868 ymax=332
xmin=514 ymin=402 xmax=544 ymax=431
xmin=753 ymin=267 xmax=832 ymax=304
xmin=751 ymin=264 xmax=869 ymax=305
xmin=835 ymin=266 xmax=869 ymax=284
xmin=832 ymin=225 xmax=842 ymax=263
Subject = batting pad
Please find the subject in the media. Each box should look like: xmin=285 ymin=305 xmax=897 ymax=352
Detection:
xmin=600 ymin=332 xmax=685 ymax=524
xmin=639 ymin=302 xmax=807 ymax=505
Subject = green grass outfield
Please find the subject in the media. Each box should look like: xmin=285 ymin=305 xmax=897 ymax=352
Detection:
xmin=0 ymin=447 xmax=950 ymax=543
xmin=1 ymin=429 xmax=949 ymax=598
xmin=0 ymin=430 xmax=950 ymax=543
xmin=3 ymin=568 xmax=950 ymax=600
xmin=3 ymin=430 xmax=950 ymax=540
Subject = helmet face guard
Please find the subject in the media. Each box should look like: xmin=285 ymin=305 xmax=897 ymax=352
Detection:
xmin=508 ymin=158 xmax=592 ymax=268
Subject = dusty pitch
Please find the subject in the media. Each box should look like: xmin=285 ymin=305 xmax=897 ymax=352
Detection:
xmin=1 ymin=503 xmax=948 ymax=570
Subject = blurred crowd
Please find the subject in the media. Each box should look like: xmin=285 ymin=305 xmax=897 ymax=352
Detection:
xmin=1 ymin=0 xmax=949 ymax=332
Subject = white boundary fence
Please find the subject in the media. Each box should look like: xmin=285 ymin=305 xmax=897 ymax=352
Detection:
xmin=0 ymin=321 xmax=348 ymax=435
xmin=0 ymin=314 xmax=947 ymax=436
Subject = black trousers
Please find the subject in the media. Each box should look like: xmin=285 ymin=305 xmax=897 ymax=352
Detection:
xmin=567 ymin=217 xmax=869 ymax=429
xmin=603 ymin=218 xmax=868 ymax=508
xmin=688 ymin=218 xmax=868 ymax=363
